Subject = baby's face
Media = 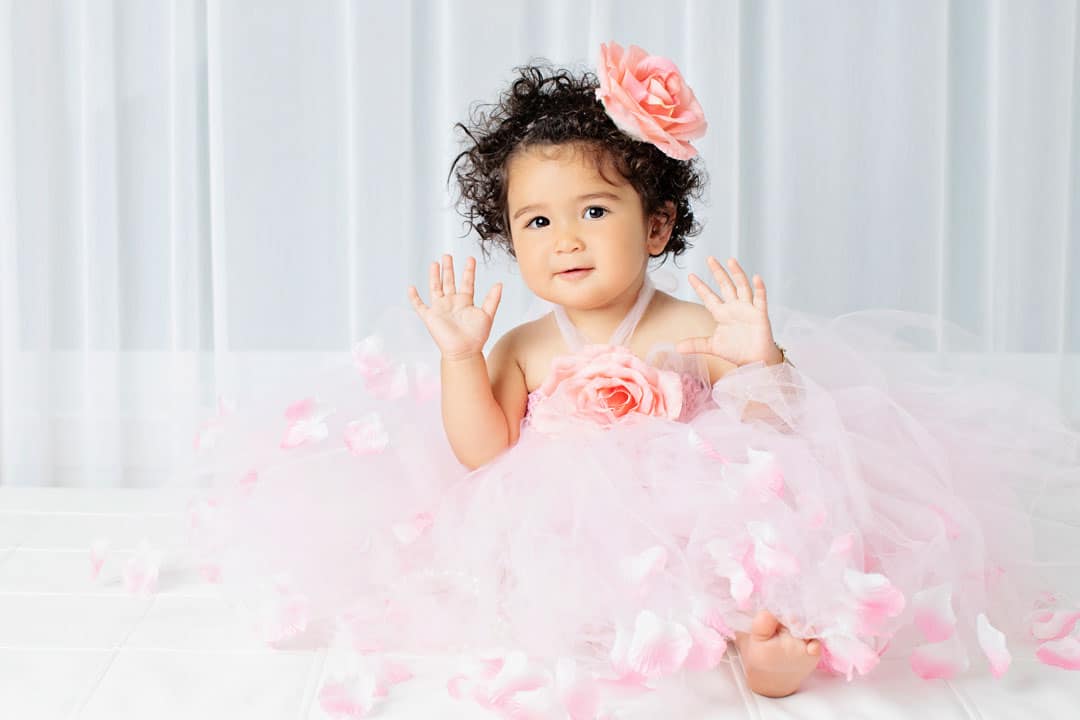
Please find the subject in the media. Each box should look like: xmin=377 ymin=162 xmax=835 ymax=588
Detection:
xmin=505 ymin=144 xmax=667 ymax=310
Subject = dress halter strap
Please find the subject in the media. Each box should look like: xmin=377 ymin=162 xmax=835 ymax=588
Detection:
xmin=552 ymin=275 xmax=657 ymax=352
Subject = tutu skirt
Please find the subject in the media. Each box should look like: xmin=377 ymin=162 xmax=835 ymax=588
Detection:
xmin=184 ymin=293 xmax=1080 ymax=714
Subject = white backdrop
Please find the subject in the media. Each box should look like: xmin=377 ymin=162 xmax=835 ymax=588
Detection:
xmin=1 ymin=0 xmax=1077 ymax=487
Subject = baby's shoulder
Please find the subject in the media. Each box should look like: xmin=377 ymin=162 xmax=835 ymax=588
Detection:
xmin=640 ymin=293 xmax=736 ymax=384
xmin=645 ymin=292 xmax=716 ymax=334
xmin=491 ymin=314 xmax=564 ymax=392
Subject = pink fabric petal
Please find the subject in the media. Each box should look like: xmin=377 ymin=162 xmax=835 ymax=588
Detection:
xmin=625 ymin=610 xmax=692 ymax=679
xmin=344 ymin=413 xmax=389 ymax=456
xmin=910 ymin=635 xmax=970 ymax=679
xmin=392 ymin=512 xmax=434 ymax=546
xmin=89 ymin=539 xmax=109 ymax=580
xmin=261 ymin=579 xmax=310 ymax=644
xmin=822 ymin=634 xmax=881 ymax=681
xmin=319 ymin=674 xmax=377 ymax=719
xmin=284 ymin=397 xmax=318 ymax=423
xmin=1030 ymin=608 xmax=1080 ymax=641
xmin=745 ymin=448 xmax=785 ymax=499
xmin=976 ymin=613 xmax=1011 ymax=679
xmin=1035 ymin=635 xmax=1080 ymax=670
xmin=621 ymin=545 xmax=667 ymax=593
xmin=608 ymin=623 xmax=648 ymax=686
xmin=746 ymin=521 xmax=799 ymax=577
xmin=706 ymin=538 xmax=755 ymax=609
xmin=412 ymin=361 xmax=439 ymax=403
xmin=844 ymin=568 xmax=906 ymax=634
xmin=373 ymin=657 xmax=414 ymax=697
xmin=487 ymin=651 xmax=550 ymax=706
xmin=352 ymin=336 xmax=391 ymax=379
xmin=683 ymin=616 xmax=729 ymax=671
xmin=365 ymin=364 xmax=408 ymax=401
xmin=912 ymin=583 xmax=956 ymax=642
xmin=692 ymin=598 xmax=737 ymax=639
xmin=122 ymin=542 xmax=160 ymax=595
xmin=555 ymin=658 xmax=598 ymax=720
xmin=686 ymin=427 xmax=731 ymax=463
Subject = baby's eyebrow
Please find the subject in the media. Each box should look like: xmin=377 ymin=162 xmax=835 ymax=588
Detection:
xmin=511 ymin=192 xmax=621 ymax=221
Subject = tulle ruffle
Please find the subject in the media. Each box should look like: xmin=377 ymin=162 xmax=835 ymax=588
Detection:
xmin=184 ymin=298 xmax=1080 ymax=715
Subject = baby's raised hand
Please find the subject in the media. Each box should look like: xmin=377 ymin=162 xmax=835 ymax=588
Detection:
xmin=408 ymin=254 xmax=502 ymax=361
xmin=676 ymin=256 xmax=782 ymax=367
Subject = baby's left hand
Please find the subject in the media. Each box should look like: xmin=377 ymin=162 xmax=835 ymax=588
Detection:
xmin=676 ymin=256 xmax=782 ymax=367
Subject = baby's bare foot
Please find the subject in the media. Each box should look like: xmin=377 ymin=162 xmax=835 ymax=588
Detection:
xmin=734 ymin=609 xmax=821 ymax=698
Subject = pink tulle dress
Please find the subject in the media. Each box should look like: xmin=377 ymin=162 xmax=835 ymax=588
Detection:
xmin=187 ymin=273 xmax=1080 ymax=712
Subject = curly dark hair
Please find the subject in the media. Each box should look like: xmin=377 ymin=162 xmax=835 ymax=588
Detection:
xmin=448 ymin=61 xmax=707 ymax=263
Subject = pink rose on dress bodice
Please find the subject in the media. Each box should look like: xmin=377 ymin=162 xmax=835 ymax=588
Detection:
xmin=529 ymin=345 xmax=684 ymax=435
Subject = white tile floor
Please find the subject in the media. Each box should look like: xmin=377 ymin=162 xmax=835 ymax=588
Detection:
xmin=1 ymin=488 xmax=1078 ymax=719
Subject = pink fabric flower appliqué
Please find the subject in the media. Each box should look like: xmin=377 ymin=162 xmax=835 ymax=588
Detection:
xmin=595 ymin=42 xmax=707 ymax=160
xmin=530 ymin=345 xmax=684 ymax=435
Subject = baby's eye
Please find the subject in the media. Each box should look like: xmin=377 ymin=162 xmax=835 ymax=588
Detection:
xmin=526 ymin=216 xmax=550 ymax=229
xmin=584 ymin=206 xmax=608 ymax=219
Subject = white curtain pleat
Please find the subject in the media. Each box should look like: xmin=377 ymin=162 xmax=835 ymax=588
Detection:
xmin=1 ymin=0 xmax=1077 ymax=487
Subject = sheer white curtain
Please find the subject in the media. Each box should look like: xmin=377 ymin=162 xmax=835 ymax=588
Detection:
xmin=1 ymin=0 xmax=1077 ymax=487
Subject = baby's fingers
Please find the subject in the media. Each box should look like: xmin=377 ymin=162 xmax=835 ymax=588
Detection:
xmin=441 ymin=254 xmax=457 ymax=296
xmin=428 ymin=261 xmax=442 ymax=298
xmin=687 ymin=273 xmax=724 ymax=319
xmin=480 ymin=282 xmax=503 ymax=319
xmin=460 ymin=256 xmax=477 ymax=299
xmin=407 ymin=285 xmax=428 ymax=314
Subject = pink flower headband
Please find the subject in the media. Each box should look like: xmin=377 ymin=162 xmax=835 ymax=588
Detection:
xmin=595 ymin=42 xmax=707 ymax=161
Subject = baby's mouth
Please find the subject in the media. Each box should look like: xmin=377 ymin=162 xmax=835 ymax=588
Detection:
xmin=556 ymin=268 xmax=594 ymax=280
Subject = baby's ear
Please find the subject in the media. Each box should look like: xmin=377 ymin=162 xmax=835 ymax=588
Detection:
xmin=647 ymin=201 xmax=677 ymax=254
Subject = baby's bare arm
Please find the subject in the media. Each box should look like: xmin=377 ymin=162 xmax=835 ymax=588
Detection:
xmin=441 ymin=329 xmax=528 ymax=470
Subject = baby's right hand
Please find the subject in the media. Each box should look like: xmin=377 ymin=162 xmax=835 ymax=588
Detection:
xmin=407 ymin=254 xmax=502 ymax=361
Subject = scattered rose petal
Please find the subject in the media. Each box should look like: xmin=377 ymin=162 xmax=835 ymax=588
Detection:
xmin=912 ymin=583 xmax=956 ymax=642
xmin=821 ymin=634 xmax=881 ymax=681
xmin=687 ymin=427 xmax=730 ymax=463
xmin=683 ymin=616 xmax=729 ymax=671
xmin=123 ymin=541 xmax=161 ymax=595
xmin=910 ymin=635 xmax=970 ymax=679
xmin=621 ymin=545 xmax=667 ymax=593
xmin=413 ymin=361 xmax=439 ymax=402
xmin=706 ymin=538 xmax=755 ymax=609
xmin=281 ymin=398 xmax=334 ymax=449
xmin=391 ymin=512 xmax=434 ymax=546
xmin=260 ymin=577 xmax=310 ymax=644
xmin=352 ymin=336 xmax=391 ymax=379
xmin=746 ymin=521 xmax=799 ymax=577
xmin=976 ymin=613 xmax=1011 ymax=679
xmin=1030 ymin=609 xmax=1080 ymax=641
xmin=344 ymin=413 xmax=389 ymax=456
xmin=844 ymin=568 xmax=905 ymax=634
xmin=319 ymin=673 xmax=377 ymax=719
xmin=623 ymin=610 xmax=692 ymax=680
xmin=199 ymin=561 xmax=223 ymax=584
xmin=365 ymin=364 xmax=408 ymax=401
xmin=1035 ymin=635 xmax=1080 ymax=670
xmin=90 ymin=539 xmax=109 ymax=580
xmin=555 ymin=658 xmax=598 ymax=720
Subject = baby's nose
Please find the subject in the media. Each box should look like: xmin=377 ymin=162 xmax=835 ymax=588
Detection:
xmin=554 ymin=227 xmax=584 ymax=252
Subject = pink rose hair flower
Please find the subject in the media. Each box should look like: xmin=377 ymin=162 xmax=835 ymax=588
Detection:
xmin=530 ymin=345 xmax=684 ymax=434
xmin=595 ymin=42 xmax=708 ymax=160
